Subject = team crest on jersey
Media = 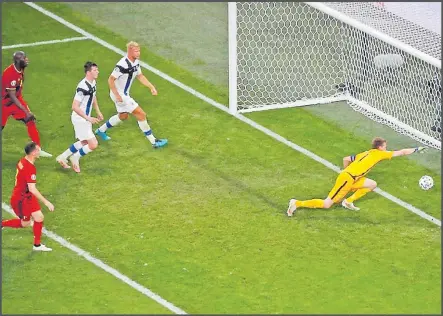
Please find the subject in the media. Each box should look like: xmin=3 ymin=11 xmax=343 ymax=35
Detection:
xmin=11 ymin=80 xmax=16 ymax=87
xmin=31 ymin=174 xmax=36 ymax=180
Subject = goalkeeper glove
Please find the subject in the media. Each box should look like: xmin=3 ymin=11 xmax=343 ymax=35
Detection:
xmin=414 ymin=146 xmax=428 ymax=153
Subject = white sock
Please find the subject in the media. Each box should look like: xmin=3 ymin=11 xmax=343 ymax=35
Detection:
xmin=61 ymin=141 xmax=82 ymax=159
xmin=137 ymin=120 xmax=156 ymax=144
xmin=99 ymin=115 xmax=122 ymax=132
xmin=72 ymin=144 xmax=93 ymax=160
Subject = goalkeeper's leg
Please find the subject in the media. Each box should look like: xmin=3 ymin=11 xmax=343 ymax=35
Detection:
xmin=342 ymin=178 xmax=377 ymax=211
xmin=287 ymin=172 xmax=353 ymax=216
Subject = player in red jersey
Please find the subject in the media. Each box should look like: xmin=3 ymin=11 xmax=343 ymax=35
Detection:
xmin=2 ymin=142 xmax=55 ymax=251
xmin=2 ymin=51 xmax=52 ymax=157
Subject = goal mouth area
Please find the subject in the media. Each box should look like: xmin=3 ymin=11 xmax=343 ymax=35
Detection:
xmin=236 ymin=95 xmax=347 ymax=113
xmin=236 ymin=94 xmax=442 ymax=151
xmin=229 ymin=2 xmax=441 ymax=151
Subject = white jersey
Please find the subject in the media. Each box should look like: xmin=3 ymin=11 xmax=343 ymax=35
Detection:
xmin=110 ymin=56 xmax=142 ymax=97
xmin=72 ymin=78 xmax=97 ymax=118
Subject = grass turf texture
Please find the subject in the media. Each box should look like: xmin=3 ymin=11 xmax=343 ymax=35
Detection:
xmin=2 ymin=2 xmax=441 ymax=314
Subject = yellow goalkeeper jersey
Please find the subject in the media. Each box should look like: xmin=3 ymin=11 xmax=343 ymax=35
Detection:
xmin=344 ymin=149 xmax=394 ymax=179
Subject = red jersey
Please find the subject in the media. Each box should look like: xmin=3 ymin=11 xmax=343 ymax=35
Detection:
xmin=12 ymin=157 xmax=36 ymax=200
xmin=2 ymin=64 xmax=24 ymax=100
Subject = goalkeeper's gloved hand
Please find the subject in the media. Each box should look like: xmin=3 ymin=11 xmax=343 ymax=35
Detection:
xmin=415 ymin=146 xmax=428 ymax=153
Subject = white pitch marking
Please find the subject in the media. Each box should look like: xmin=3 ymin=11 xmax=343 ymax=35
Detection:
xmin=2 ymin=203 xmax=187 ymax=315
xmin=2 ymin=36 xmax=90 ymax=49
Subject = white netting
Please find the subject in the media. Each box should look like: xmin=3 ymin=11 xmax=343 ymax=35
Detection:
xmin=323 ymin=2 xmax=441 ymax=60
xmin=236 ymin=2 xmax=345 ymax=108
xmin=234 ymin=2 xmax=441 ymax=149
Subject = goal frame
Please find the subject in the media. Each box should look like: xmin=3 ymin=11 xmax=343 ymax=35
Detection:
xmin=228 ymin=2 xmax=441 ymax=149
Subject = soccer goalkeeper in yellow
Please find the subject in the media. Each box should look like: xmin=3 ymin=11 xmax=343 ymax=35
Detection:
xmin=287 ymin=137 xmax=427 ymax=216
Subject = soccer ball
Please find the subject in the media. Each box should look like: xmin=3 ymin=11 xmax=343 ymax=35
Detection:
xmin=419 ymin=175 xmax=434 ymax=190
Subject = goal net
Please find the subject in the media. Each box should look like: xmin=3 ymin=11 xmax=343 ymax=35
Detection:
xmin=228 ymin=2 xmax=441 ymax=150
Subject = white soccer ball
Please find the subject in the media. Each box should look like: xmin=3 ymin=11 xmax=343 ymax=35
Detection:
xmin=419 ymin=175 xmax=434 ymax=190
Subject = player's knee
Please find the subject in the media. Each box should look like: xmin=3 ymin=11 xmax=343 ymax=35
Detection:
xmin=21 ymin=220 xmax=31 ymax=227
xmin=89 ymin=140 xmax=98 ymax=150
xmin=119 ymin=113 xmax=129 ymax=120
xmin=139 ymin=110 xmax=146 ymax=120
xmin=25 ymin=119 xmax=36 ymax=126
xmin=32 ymin=212 xmax=44 ymax=223
xmin=323 ymin=199 xmax=334 ymax=209
xmin=368 ymin=180 xmax=377 ymax=190
xmin=134 ymin=111 xmax=146 ymax=121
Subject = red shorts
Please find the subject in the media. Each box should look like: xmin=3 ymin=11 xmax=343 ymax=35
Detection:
xmin=10 ymin=195 xmax=40 ymax=222
xmin=2 ymin=96 xmax=30 ymax=126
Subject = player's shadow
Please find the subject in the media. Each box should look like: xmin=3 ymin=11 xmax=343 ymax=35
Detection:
xmin=1 ymin=243 xmax=36 ymax=261
xmin=1 ymin=245 xmax=24 ymax=251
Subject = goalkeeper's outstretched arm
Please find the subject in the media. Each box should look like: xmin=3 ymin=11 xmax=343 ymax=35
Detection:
xmin=392 ymin=147 xmax=426 ymax=157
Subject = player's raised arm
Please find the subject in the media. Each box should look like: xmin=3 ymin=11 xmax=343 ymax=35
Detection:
xmin=392 ymin=146 xmax=427 ymax=157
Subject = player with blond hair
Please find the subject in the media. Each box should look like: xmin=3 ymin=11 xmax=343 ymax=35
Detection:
xmin=95 ymin=41 xmax=167 ymax=148
xmin=287 ymin=137 xmax=427 ymax=216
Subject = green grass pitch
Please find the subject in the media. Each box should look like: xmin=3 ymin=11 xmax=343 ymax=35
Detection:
xmin=2 ymin=2 xmax=441 ymax=314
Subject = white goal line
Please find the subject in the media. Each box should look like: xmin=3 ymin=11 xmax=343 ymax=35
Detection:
xmin=2 ymin=36 xmax=90 ymax=50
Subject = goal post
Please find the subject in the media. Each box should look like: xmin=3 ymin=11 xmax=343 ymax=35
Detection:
xmin=228 ymin=2 xmax=441 ymax=150
xmin=228 ymin=2 xmax=238 ymax=115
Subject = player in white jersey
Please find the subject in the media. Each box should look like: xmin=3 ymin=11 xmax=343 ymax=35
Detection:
xmin=95 ymin=41 xmax=168 ymax=148
xmin=56 ymin=62 xmax=103 ymax=173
